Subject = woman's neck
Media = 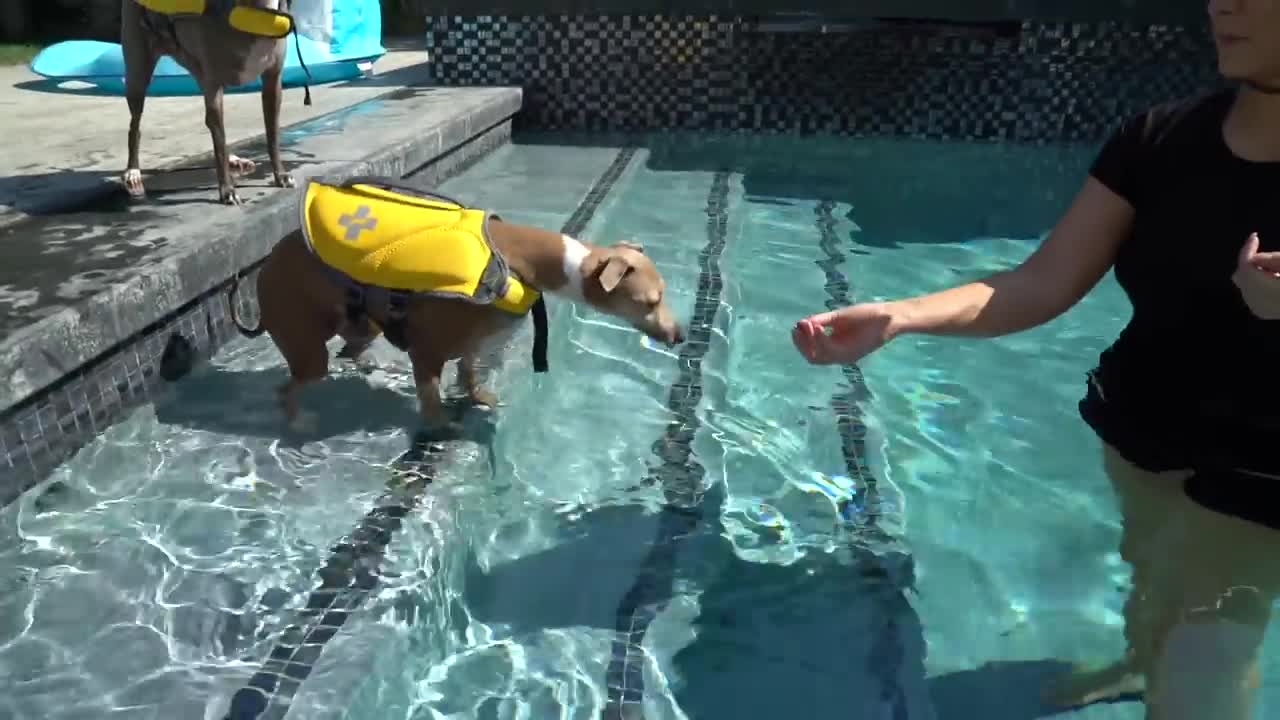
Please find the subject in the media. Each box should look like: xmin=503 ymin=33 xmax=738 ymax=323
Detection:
xmin=1224 ymin=83 xmax=1280 ymax=162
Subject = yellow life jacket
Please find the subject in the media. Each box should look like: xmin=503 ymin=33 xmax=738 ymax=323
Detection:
xmin=299 ymin=176 xmax=551 ymax=372
xmin=300 ymin=177 xmax=541 ymax=316
xmin=133 ymin=0 xmax=294 ymax=38
xmin=131 ymin=0 xmax=313 ymax=103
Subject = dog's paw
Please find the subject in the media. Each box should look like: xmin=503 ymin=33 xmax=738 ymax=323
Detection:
xmin=220 ymin=188 xmax=244 ymax=206
xmin=286 ymin=409 xmax=319 ymax=435
xmin=467 ymin=389 xmax=499 ymax=409
xmin=122 ymin=169 xmax=146 ymax=199
xmin=228 ymin=155 xmax=257 ymax=176
xmin=273 ymin=173 xmax=296 ymax=189
xmin=336 ymin=340 xmax=372 ymax=361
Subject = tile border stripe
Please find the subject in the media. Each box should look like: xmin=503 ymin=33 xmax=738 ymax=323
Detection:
xmin=604 ymin=170 xmax=731 ymax=717
xmin=562 ymin=146 xmax=638 ymax=238
xmin=222 ymin=437 xmax=450 ymax=720
xmin=814 ymin=199 xmax=912 ymax=714
xmin=813 ymin=200 xmax=886 ymax=537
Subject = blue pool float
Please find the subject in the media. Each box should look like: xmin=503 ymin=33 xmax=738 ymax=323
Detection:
xmin=28 ymin=0 xmax=385 ymax=96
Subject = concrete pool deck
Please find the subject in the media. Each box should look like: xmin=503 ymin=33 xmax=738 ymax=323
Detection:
xmin=0 ymin=48 xmax=522 ymax=500
xmin=0 ymin=46 xmax=426 ymax=227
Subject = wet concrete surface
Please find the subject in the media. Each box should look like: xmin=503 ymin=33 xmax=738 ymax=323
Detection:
xmin=0 ymin=47 xmax=429 ymax=226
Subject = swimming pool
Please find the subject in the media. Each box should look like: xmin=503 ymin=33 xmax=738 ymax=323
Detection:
xmin=5 ymin=132 xmax=1274 ymax=719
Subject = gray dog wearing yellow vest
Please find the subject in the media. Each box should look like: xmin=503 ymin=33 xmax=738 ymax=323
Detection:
xmin=121 ymin=0 xmax=307 ymax=205
xmin=229 ymin=177 xmax=686 ymax=434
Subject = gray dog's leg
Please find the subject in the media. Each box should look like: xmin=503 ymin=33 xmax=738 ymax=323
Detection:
xmin=121 ymin=1 xmax=158 ymax=199
xmin=201 ymin=83 xmax=241 ymax=205
xmin=260 ymin=61 xmax=294 ymax=189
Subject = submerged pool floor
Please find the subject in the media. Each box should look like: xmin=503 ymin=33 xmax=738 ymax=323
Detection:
xmin=4 ymin=132 xmax=1279 ymax=720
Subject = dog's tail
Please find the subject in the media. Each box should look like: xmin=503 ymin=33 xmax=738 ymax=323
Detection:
xmin=227 ymin=273 xmax=266 ymax=338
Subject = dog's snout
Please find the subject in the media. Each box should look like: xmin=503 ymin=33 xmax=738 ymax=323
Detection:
xmin=653 ymin=323 xmax=684 ymax=346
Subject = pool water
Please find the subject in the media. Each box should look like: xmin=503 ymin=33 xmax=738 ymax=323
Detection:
xmin=5 ymin=133 xmax=1278 ymax=720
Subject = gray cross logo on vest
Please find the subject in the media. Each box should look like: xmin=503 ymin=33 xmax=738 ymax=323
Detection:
xmin=339 ymin=205 xmax=378 ymax=241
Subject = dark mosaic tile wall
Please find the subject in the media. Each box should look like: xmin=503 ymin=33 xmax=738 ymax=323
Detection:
xmin=425 ymin=15 xmax=1220 ymax=141
xmin=0 ymin=121 xmax=512 ymax=507
xmin=0 ymin=290 xmax=241 ymax=508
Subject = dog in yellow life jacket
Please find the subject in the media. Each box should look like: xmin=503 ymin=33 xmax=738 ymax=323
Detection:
xmin=231 ymin=176 xmax=686 ymax=434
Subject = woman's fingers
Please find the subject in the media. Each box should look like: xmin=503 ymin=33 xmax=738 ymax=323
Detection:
xmin=1250 ymin=251 xmax=1280 ymax=274
xmin=792 ymin=321 xmax=835 ymax=364
xmin=799 ymin=310 xmax=841 ymax=329
xmin=1239 ymin=232 xmax=1261 ymax=267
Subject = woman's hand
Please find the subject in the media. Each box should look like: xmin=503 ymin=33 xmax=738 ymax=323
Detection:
xmin=792 ymin=302 xmax=900 ymax=365
xmin=1233 ymin=233 xmax=1280 ymax=320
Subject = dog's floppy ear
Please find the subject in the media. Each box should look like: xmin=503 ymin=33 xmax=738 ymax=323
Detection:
xmin=599 ymin=255 xmax=632 ymax=293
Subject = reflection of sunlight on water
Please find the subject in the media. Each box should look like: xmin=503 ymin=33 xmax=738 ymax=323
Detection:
xmin=793 ymin=470 xmax=858 ymax=506
xmin=712 ymin=404 xmax=876 ymax=565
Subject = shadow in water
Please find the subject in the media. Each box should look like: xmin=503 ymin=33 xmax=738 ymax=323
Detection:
xmin=464 ymin=502 xmax=694 ymax=633
xmin=461 ymin=494 xmax=936 ymax=719
xmin=671 ymin=546 xmax=928 ymax=720
xmin=462 ymin=496 xmax=1140 ymax=719
xmin=928 ymin=660 xmax=1142 ymax=720
xmin=153 ymin=364 xmax=422 ymax=442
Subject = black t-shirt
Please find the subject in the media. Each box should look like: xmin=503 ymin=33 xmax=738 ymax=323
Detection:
xmin=1087 ymin=87 xmax=1280 ymax=425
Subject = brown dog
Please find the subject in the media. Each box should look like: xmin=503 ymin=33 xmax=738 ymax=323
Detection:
xmin=121 ymin=0 xmax=302 ymax=205
xmin=230 ymin=216 xmax=685 ymax=433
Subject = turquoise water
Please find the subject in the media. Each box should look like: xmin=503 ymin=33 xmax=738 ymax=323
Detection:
xmin=5 ymin=133 xmax=1276 ymax=719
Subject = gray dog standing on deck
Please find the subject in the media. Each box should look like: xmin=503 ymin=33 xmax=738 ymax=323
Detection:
xmin=120 ymin=0 xmax=306 ymax=205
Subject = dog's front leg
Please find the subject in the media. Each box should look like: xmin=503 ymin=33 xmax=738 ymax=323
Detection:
xmin=409 ymin=350 xmax=460 ymax=435
xmin=260 ymin=63 xmax=294 ymax=190
xmin=202 ymin=84 xmax=242 ymax=205
xmin=458 ymin=355 xmax=498 ymax=409
xmin=121 ymin=23 xmax=158 ymax=200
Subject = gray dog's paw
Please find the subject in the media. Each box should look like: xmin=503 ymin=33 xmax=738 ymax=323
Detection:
xmin=220 ymin=188 xmax=244 ymax=206
xmin=274 ymin=173 xmax=296 ymax=189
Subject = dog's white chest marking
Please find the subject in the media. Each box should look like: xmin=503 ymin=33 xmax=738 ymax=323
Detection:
xmin=559 ymin=235 xmax=590 ymax=301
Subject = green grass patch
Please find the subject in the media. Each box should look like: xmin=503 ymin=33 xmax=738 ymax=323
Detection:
xmin=0 ymin=43 xmax=42 ymax=66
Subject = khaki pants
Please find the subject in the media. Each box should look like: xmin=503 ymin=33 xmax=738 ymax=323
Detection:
xmin=1104 ymin=443 xmax=1280 ymax=719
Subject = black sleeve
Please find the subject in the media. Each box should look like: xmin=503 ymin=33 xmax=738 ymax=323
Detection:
xmin=1088 ymin=111 xmax=1150 ymax=207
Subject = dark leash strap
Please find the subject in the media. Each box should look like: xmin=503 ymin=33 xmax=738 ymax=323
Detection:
xmin=343 ymin=285 xmax=412 ymax=351
xmin=531 ymin=296 xmax=549 ymax=373
xmin=285 ymin=8 xmax=313 ymax=106
xmin=383 ymin=291 xmax=411 ymax=350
